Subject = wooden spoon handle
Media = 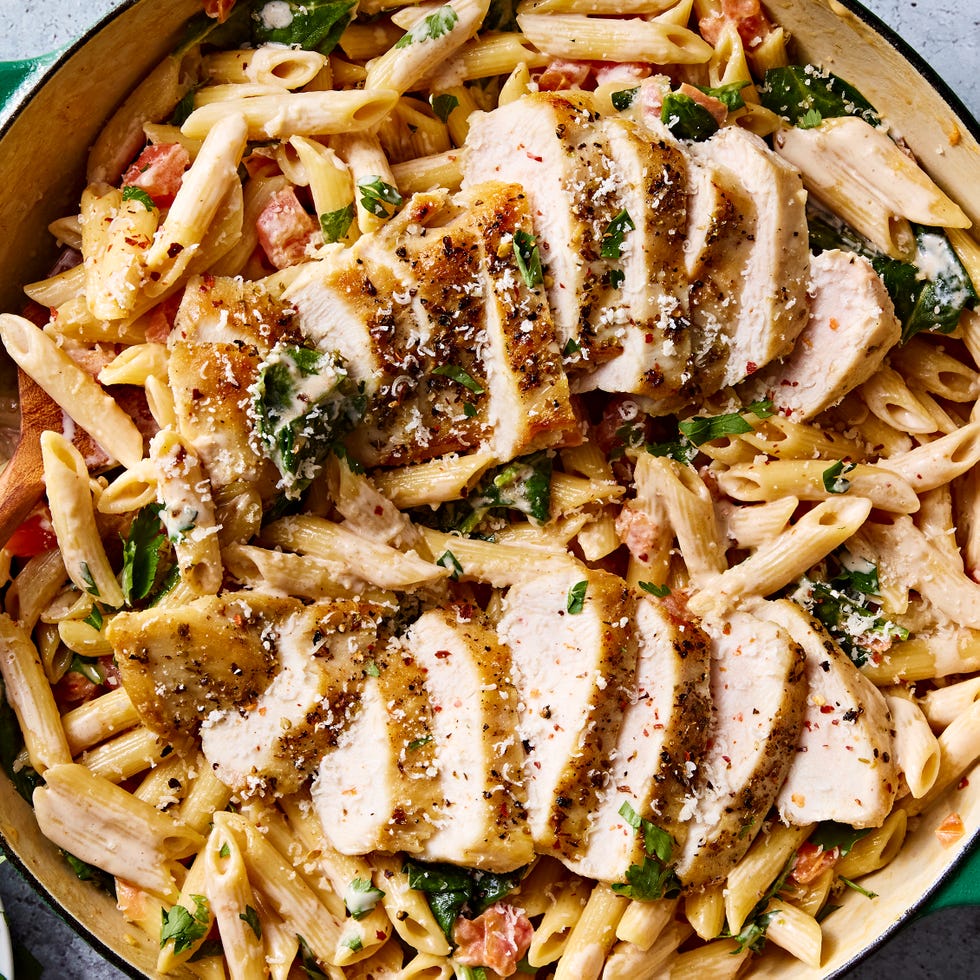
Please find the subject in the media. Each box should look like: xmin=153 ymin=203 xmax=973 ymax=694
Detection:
xmin=0 ymin=441 xmax=44 ymax=548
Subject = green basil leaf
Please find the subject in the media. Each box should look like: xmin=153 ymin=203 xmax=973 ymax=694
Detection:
xmin=345 ymin=878 xmax=385 ymax=919
xmin=121 ymin=185 xmax=156 ymax=210
xmin=436 ymin=550 xmax=463 ymax=580
xmin=455 ymin=451 xmax=553 ymax=532
xmin=695 ymin=80 xmax=750 ymax=111
xmin=809 ymin=822 xmax=872 ymax=857
xmin=600 ymin=210 xmax=635 ymax=260
xmin=567 ymin=580 xmax=587 ymax=614
xmin=638 ymin=582 xmax=671 ymax=597
xmin=160 ymin=895 xmax=210 ymax=956
xmin=357 ymin=176 xmax=403 ymax=219
xmin=252 ymin=0 xmax=356 ymax=54
xmin=822 ymin=460 xmax=856 ymax=494
xmin=394 ymin=5 xmax=459 ymax=48
xmin=320 ymin=203 xmax=355 ymax=244
xmin=513 ymin=229 xmax=543 ymax=287
xmin=121 ymin=503 xmax=167 ymax=605
xmin=297 ymin=935 xmax=331 ymax=979
xmin=678 ymin=401 xmax=773 ymax=445
xmin=609 ymin=268 xmax=625 ymax=289
xmin=83 ymin=604 xmax=104 ymax=631
xmin=239 ymin=905 xmax=262 ymax=940
xmin=661 ymin=92 xmax=719 ymax=142
xmin=430 ymin=92 xmax=459 ymax=124
xmin=562 ymin=337 xmax=582 ymax=357
xmin=611 ymin=87 xmax=638 ymax=111
xmin=759 ymin=65 xmax=879 ymax=128
xmin=78 ymin=561 xmax=100 ymax=597
xmin=431 ymin=363 xmax=485 ymax=394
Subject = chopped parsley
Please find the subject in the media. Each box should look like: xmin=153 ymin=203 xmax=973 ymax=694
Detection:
xmin=462 ymin=401 xmax=478 ymax=418
xmin=394 ymin=5 xmax=459 ymax=48
xmin=799 ymin=107 xmax=824 ymax=129
xmin=342 ymin=934 xmax=363 ymax=952
xmin=609 ymin=267 xmax=625 ymax=290
xmin=160 ymin=895 xmax=210 ymax=956
xmin=600 ymin=210 xmax=635 ymax=260
xmin=723 ymin=854 xmax=795 ymax=953
xmin=320 ymin=203 xmax=355 ymax=243
xmin=695 ymin=80 xmax=750 ymax=111
xmin=364 ymin=660 xmax=381 ymax=677
xmin=678 ymin=401 xmax=773 ymax=445
xmin=822 ymin=460 xmax=857 ymax=494
xmin=436 ymin=549 xmax=463 ymax=580
xmin=612 ymin=801 xmax=679 ymax=900
xmin=562 ymin=337 xmax=582 ymax=357
xmin=70 ymin=655 xmax=106 ymax=686
xmin=839 ymin=875 xmax=878 ymax=899
xmin=407 ymin=735 xmax=433 ymax=750
xmin=78 ymin=561 xmax=99 ymax=597
xmin=298 ymin=935 xmax=330 ymax=978
xmin=456 ymin=451 xmax=553 ymax=533
xmin=638 ymin=582 xmax=671 ymax=598
xmin=430 ymin=92 xmax=459 ymax=123
xmin=611 ymin=87 xmax=638 ymax=111
xmin=121 ymin=185 xmax=156 ymax=210
xmin=512 ymin=229 xmax=543 ymax=288
xmin=345 ymin=878 xmax=385 ymax=919
xmin=431 ymin=364 xmax=485 ymax=395
xmin=239 ymin=905 xmax=262 ymax=939
xmin=357 ymin=176 xmax=403 ymax=219
xmin=566 ymin=580 xmax=587 ymax=614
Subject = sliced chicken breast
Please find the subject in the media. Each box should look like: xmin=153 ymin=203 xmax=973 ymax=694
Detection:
xmin=564 ymin=594 xmax=711 ymax=882
xmin=405 ymin=607 xmax=533 ymax=872
xmin=496 ymin=566 xmax=637 ymax=859
xmin=761 ymin=598 xmax=900 ymax=828
xmin=676 ymin=609 xmax=807 ymax=886
xmin=573 ymin=119 xmax=692 ymax=409
xmin=312 ymin=638 xmax=442 ymax=854
xmin=462 ymin=92 xmax=624 ymax=360
xmin=752 ymin=249 xmax=902 ymax=418
xmin=690 ymin=126 xmax=810 ymax=386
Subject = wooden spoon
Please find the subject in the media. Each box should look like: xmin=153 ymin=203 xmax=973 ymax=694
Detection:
xmin=0 ymin=368 xmax=106 ymax=549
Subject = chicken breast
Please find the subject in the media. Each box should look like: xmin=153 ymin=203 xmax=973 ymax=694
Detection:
xmin=312 ymin=637 xmax=442 ymax=855
xmin=572 ymin=118 xmax=692 ymax=409
xmin=462 ymin=92 xmax=624 ymax=361
xmin=751 ymin=249 xmax=902 ymax=418
xmin=404 ymin=607 xmax=533 ymax=872
xmin=496 ymin=566 xmax=637 ymax=858
xmin=690 ymin=126 xmax=810 ymax=386
xmin=762 ymin=598 xmax=900 ymax=828
xmin=676 ymin=610 xmax=807 ymax=886
xmin=564 ymin=594 xmax=711 ymax=882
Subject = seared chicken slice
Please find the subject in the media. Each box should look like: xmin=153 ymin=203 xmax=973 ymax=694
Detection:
xmin=109 ymin=594 xmax=385 ymax=796
xmin=312 ymin=637 xmax=441 ymax=855
xmin=676 ymin=610 xmax=807 ymax=886
xmin=169 ymin=340 xmax=278 ymax=495
xmin=405 ymin=607 xmax=533 ymax=872
xmin=573 ymin=118 xmax=692 ymax=409
xmin=565 ymin=594 xmax=711 ymax=883
xmin=462 ymin=92 xmax=624 ymax=360
xmin=762 ymin=599 xmax=900 ymax=828
xmin=751 ymin=249 xmax=902 ymax=418
xmin=170 ymin=274 xmax=297 ymax=351
xmin=497 ymin=566 xmax=637 ymax=858
xmin=690 ymin=126 xmax=810 ymax=386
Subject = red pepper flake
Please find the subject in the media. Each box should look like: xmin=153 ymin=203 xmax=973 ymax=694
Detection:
xmin=958 ymin=777 xmax=970 ymax=790
xmin=820 ymin=705 xmax=834 ymax=714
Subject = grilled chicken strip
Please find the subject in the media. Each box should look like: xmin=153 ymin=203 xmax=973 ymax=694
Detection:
xmin=312 ymin=637 xmax=442 ymax=854
xmin=497 ymin=566 xmax=637 ymax=859
xmin=676 ymin=609 xmax=807 ymax=886
xmin=564 ymin=593 xmax=711 ymax=882
xmin=108 ymin=594 xmax=384 ymax=796
xmin=761 ymin=599 xmax=900 ymax=828
xmin=751 ymin=249 xmax=902 ymax=418
xmin=690 ymin=126 xmax=810 ymax=386
xmin=287 ymin=184 xmax=576 ymax=467
xmin=404 ymin=607 xmax=533 ymax=872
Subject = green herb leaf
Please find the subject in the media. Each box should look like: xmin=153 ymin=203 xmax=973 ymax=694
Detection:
xmin=70 ymin=655 xmax=106 ymax=686
xmin=513 ymin=229 xmax=543 ymax=288
xmin=600 ymin=210 xmax=635 ymax=260
xmin=567 ymin=580 xmax=587 ymax=614
xmin=430 ymin=92 xmax=459 ymax=123
xmin=678 ymin=401 xmax=773 ymax=446
xmin=342 ymin=934 xmax=363 ymax=952
xmin=661 ymin=92 xmax=719 ymax=141
xmin=239 ymin=905 xmax=262 ymax=939
xmin=252 ymin=0 xmax=356 ymax=54
xmin=160 ymin=895 xmax=210 ymax=956
xmin=609 ymin=268 xmax=625 ymax=289
xmin=562 ymin=337 xmax=582 ymax=357
xmin=731 ymin=909 xmax=779 ymax=954
xmin=171 ymin=87 xmax=198 ymax=127
xmin=297 ymin=935 xmax=330 ymax=979
xmin=345 ymin=878 xmax=385 ymax=920
xmin=83 ymin=605 xmax=104 ymax=631
xmin=809 ymin=823 xmax=871 ymax=857
xmin=455 ymin=451 xmax=553 ymax=533
xmin=357 ymin=176 xmax=403 ymax=219
xmin=121 ymin=503 xmax=166 ymax=605
xmin=612 ymin=801 xmax=679 ymax=900
xmin=638 ymin=582 xmax=671 ymax=597
xmin=759 ymin=65 xmax=879 ymax=128
xmin=838 ymin=875 xmax=878 ymax=899
xmin=695 ymin=80 xmax=750 ymax=111
xmin=79 ymin=561 xmax=99 ymax=597
xmin=436 ymin=550 xmax=463 ymax=580
xmin=484 ymin=0 xmax=518 ymax=31
xmin=431 ymin=364 xmax=485 ymax=395
xmin=0 ymin=676 xmax=43 ymax=804
xmin=394 ymin=5 xmax=459 ymax=48
xmin=611 ymin=87 xmax=638 ymax=111
xmin=219 ymin=842 xmax=230 ymax=859
xmin=822 ymin=460 xmax=857 ymax=494
xmin=252 ymin=343 xmax=367 ymax=497
xmin=799 ymin=107 xmax=823 ymax=129
xmin=462 ymin=401 xmax=478 ymax=418
xmin=816 ymin=903 xmax=842 ymax=923
xmin=364 ymin=660 xmax=381 ymax=677
xmin=646 ymin=438 xmax=698 ymax=466
xmin=320 ymin=203 xmax=355 ymax=243
xmin=122 ymin=185 xmax=156 ymax=210
xmin=408 ymin=735 xmax=433 ymax=750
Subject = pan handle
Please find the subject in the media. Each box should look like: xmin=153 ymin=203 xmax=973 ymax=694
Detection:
xmin=0 ymin=53 xmax=62 ymax=121
xmin=924 ymin=839 xmax=980 ymax=912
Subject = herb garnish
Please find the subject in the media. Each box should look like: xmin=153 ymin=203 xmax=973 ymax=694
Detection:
xmin=600 ymin=210 xmax=635 ymax=260
xmin=661 ymin=92 xmax=719 ymax=141
xmin=320 ymin=203 xmax=355 ymax=243
xmin=357 ymin=176 xmax=403 ymax=219
xmin=252 ymin=0 xmax=355 ymax=54
xmin=678 ymin=400 xmax=774 ymax=445
xmin=239 ymin=905 xmax=262 ymax=939
xmin=611 ymin=87 xmax=638 ymax=111
xmin=822 ymin=460 xmax=857 ymax=494
xmin=394 ymin=5 xmax=459 ymax=48
xmin=345 ymin=878 xmax=385 ymax=919
xmin=612 ymin=801 xmax=680 ymax=900
xmin=759 ymin=65 xmax=880 ymax=128
xmin=430 ymin=93 xmax=459 ymax=123
xmin=436 ymin=550 xmax=463 ymax=580
xmin=160 ymin=895 xmax=210 ymax=955
xmin=809 ymin=822 xmax=872 ymax=856
xmin=121 ymin=503 xmax=167 ymax=605
xmin=638 ymin=582 xmax=671 ymax=597
xmin=431 ymin=364 xmax=485 ymax=395
xmin=79 ymin=562 xmax=100 ymax=597
xmin=566 ymin=580 xmax=588 ymax=614
xmin=121 ymin=185 xmax=156 ymax=211
xmin=513 ymin=229 xmax=543 ymax=287
xmin=696 ymin=80 xmax=750 ymax=111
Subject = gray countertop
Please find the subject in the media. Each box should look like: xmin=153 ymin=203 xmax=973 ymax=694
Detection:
xmin=1 ymin=0 xmax=979 ymax=978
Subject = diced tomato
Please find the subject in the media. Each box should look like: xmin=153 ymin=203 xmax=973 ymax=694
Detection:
xmin=615 ymin=506 xmax=661 ymax=565
xmin=537 ymin=59 xmax=593 ymax=92
xmin=723 ymin=0 xmax=774 ymax=48
xmin=142 ymin=290 xmax=184 ymax=344
xmin=453 ymin=903 xmax=533 ymax=978
xmin=936 ymin=812 xmax=965 ymax=848
xmin=68 ymin=344 xmax=119 ymax=378
xmin=790 ymin=841 xmax=838 ymax=885
xmin=122 ymin=143 xmax=191 ymax=209
xmin=5 ymin=510 xmax=57 ymax=557
xmin=678 ymin=83 xmax=729 ymax=126
xmin=204 ymin=0 xmax=238 ymax=21
xmin=256 ymin=187 xmax=320 ymax=269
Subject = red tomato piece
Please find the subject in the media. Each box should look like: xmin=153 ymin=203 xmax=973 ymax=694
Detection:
xmin=453 ymin=903 xmax=533 ymax=978
xmin=5 ymin=510 xmax=58 ymax=557
xmin=122 ymin=143 xmax=191 ymax=209
xmin=256 ymin=187 xmax=320 ymax=269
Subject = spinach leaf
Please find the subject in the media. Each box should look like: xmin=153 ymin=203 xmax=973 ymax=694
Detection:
xmin=696 ymin=80 xmax=750 ymax=111
xmin=121 ymin=503 xmax=167 ymax=606
xmin=611 ymin=87 xmax=638 ymax=111
xmin=678 ymin=400 xmax=773 ymax=446
xmin=809 ymin=822 xmax=871 ymax=857
xmin=252 ymin=0 xmax=356 ymax=54
xmin=759 ymin=65 xmax=879 ymax=128
xmin=611 ymin=801 xmax=680 ymax=900
xmin=430 ymin=93 xmax=459 ymax=123
xmin=661 ymin=92 xmax=719 ymax=142
xmin=0 ymin=676 xmax=42 ymax=803
xmin=252 ymin=343 xmax=367 ymax=497
xmin=457 ymin=450 xmax=553 ymax=532
xmin=63 ymin=851 xmax=115 ymax=895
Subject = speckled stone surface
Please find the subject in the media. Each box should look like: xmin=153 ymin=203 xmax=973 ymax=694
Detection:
xmin=0 ymin=1 xmax=978 ymax=977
